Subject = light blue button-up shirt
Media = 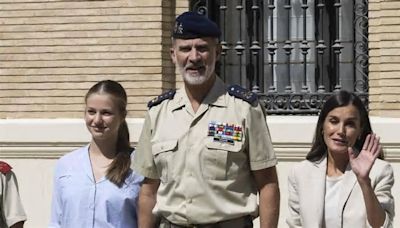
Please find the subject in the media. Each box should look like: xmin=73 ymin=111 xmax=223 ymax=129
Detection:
xmin=49 ymin=145 xmax=143 ymax=228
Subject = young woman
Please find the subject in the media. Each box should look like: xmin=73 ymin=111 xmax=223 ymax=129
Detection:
xmin=287 ymin=90 xmax=394 ymax=228
xmin=49 ymin=80 xmax=143 ymax=228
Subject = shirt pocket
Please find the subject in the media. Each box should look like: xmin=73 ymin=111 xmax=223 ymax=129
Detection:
xmin=57 ymin=174 xmax=76 ymax=203
xmin=203 ymin=141 xmax=244 ymax=180
xmin=58 ymin=174 xmax=72 ymax=188
xmin=152 ymin=140 xmax=178 ymax=183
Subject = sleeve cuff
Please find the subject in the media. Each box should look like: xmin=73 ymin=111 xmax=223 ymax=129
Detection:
xmin=133 ymin=166 xmax=159 ymax=179
xmin=250 ymin=158 xmax=277 ymax=171
xmin=6 ymin=216 xmax=27 ymax=227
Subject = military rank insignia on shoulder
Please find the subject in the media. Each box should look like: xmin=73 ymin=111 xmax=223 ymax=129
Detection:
xmin=227 ymin=85 xmax=258 ymax=105
xmin=147 ymin=90 xmax=176 ymax=109
xmin=0 ymin=161 xmax=12 ymax=174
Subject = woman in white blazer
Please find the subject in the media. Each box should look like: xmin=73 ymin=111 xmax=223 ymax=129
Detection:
xmin=287 ymin=90 xmax=394 ymax=228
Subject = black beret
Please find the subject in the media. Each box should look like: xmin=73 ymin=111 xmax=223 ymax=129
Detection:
xmin=172 ymin=11 xmax=221 ymax=39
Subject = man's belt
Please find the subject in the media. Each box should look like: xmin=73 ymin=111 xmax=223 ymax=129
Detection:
xmin=158 ymin=215 xmax=253 ymax=228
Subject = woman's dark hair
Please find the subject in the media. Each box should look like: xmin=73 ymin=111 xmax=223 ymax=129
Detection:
xmin=85 ymin=80 xmax=132 ymax=187
xmin=306 ymin=90 xmax=384 ymax=162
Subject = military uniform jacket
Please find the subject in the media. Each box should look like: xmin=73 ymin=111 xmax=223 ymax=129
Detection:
xmin=133 ymin=77 xmax=277 ymax=225
xmin=0 ymin=163 xmax=27 ymax=228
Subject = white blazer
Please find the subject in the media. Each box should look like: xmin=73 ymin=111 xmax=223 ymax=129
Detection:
xmin=287 ymin=155 xmax=395 ymax=228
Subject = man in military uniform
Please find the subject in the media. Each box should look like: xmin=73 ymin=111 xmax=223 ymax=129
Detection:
xmin=133 ymin=11 xmax=279 ymax=228
xmin=0 ymin=161 xmax=26 ymax=228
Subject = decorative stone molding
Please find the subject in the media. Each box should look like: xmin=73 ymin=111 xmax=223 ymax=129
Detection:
xmin=1 ymin=117 xmax=400 ymax=161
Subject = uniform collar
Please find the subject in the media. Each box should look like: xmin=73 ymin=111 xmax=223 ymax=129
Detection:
xmin=170 ymin=76 xmax=227 ymax=111
xmin=202 ymin=76 xmax=227 ymax=107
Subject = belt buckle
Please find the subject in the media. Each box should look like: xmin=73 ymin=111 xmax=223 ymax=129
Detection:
xmin=192 ymin=224 xmax=213 ymax=228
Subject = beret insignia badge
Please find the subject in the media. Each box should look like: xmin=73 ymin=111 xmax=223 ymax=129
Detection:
xmin=174 ymin=22 xmax=184 ymax=35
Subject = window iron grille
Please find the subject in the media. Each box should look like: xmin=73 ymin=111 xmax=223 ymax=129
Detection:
xmin=190 ymin=0 xmax=369 ymax=114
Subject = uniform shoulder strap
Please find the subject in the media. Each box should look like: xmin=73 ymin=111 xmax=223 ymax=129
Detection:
xmin=147 ymin=90 xmax=176 ymax=109
xmin=0 ymin=161 xmax=12 ymax=174
xmin=227 ymin=85 xmax=258 ymax=105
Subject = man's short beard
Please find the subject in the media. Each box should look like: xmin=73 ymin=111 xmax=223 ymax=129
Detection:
xmin=182 ymin=72 xmax=209 ymax=85
xmin=179 ymin=65 xmax=215 ymax=86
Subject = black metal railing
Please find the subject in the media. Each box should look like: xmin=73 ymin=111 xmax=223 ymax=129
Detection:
xmin=190 ymin=0 xmax=369 ymax=114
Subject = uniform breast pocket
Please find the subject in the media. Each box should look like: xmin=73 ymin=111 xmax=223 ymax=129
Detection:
xmin=203 ymin=141 xmax=245 ymax=180
xmin=152 ymin=140 xmax=178 ymax=183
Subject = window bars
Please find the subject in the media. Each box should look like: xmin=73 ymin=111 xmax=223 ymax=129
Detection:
xmin=190 ymin=0 xmax=369 ymax=114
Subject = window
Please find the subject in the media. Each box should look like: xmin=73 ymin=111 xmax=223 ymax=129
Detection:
xmin=190 ymin=0 xmax=369 ymax=114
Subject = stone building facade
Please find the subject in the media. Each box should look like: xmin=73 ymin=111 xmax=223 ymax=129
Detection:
xmin=0 ymin=0 xmax=399 ymax=227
